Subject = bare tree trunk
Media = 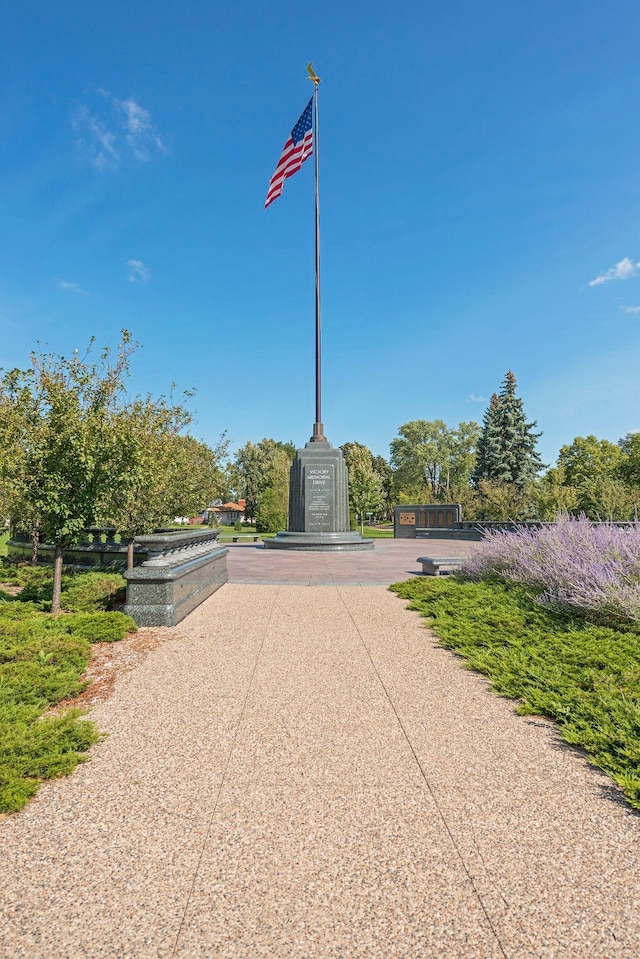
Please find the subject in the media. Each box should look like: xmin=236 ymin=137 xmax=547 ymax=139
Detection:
xmin=31 ymin=526 xmax=39 ymax=565
xmin=51 ymin=545 xmax=64 ymax=615
xmin=127 ymin=539 xmax=135 ymax=570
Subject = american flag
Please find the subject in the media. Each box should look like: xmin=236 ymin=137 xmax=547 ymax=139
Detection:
xmin=265 ymin=98 xmax=313 ymax=209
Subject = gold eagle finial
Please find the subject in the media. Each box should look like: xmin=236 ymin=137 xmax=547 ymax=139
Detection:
xmin=306 ymin=62 xmax=321 ymax=84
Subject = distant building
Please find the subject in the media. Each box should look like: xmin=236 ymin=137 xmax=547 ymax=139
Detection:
xmin=205 ymin=498 xmax=250 ymax=525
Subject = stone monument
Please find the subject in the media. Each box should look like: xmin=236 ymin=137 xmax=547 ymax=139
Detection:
xmin=264 ymin=426 xmax=373 ymax=550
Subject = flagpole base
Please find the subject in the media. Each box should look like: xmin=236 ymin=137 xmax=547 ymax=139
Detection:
xmin=308 ymin=422 xmax=328 ymax=444
xmin=264 ymin=531 xmax=373 ymax=551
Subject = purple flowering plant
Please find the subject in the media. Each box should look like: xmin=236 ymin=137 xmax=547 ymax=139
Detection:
xmin=461 ymin=513 xmax=640 ymax=625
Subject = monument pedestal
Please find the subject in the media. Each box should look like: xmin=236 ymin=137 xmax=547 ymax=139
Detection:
xmin=264 ymin=430 xmax=373 ymax=551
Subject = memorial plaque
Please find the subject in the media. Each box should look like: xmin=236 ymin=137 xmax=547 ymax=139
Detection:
xmin=304 ymin=464 xmax=335 ymax=532
xmin=399 ymin=512 xmax=416 ymax=525
xmin=393 ymin=503 xmax=461 ymax=537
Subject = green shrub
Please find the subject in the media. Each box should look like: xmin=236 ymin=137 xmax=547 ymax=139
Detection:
xmin=0 ymin=568 xmax=132 ymax=813
xmin=0 ymin=618 xmax=98 ymax=812
xmin=2 ymin=566 xmax=126 ymax=613
xmin=0 ymin=561 xmax=52 ymax=589
xmin=0 ymin=599 xmax=46 ymax=620
xmin=60 ymin=573 xmax=126 ymax=612
xmin=19 ymin=571 xmax=126 ymax=612
xmin=0 ymin=706 xmax=98 ymax=812
xmin=61 ymin=612 xmax=137 ymax=643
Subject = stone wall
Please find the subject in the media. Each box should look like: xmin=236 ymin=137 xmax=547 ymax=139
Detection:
xmin=123 ymin=528 xmax=227 ymax=626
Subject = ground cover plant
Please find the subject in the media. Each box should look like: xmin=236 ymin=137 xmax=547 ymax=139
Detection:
xmin=0 ymin=562 xmax=126 ymax=612
xmin=391 ymin=516 xmax=640 ymax=810
xmin=0 ymin=564 xmax=135 ymax=813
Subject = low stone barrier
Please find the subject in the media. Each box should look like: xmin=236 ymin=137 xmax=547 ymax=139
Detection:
xmin=415 ymin=521 xmax=639 ymax=541
xmin=7 ymin=527 xmax=145 ymax=568
xmin=123 ymin=529 xmax=227 ymax=627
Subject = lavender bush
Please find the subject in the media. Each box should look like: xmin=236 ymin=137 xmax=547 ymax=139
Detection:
xmin=462 ymin=514 xmax=640 ymax=624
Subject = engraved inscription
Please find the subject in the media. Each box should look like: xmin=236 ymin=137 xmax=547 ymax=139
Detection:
xmin=304 ymin=466 xmax=335 ymax=532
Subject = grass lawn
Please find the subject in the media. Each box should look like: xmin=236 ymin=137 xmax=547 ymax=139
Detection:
xmin=0 ymin=562 xmax=136 ymax=814
xmin=391 ymin=575 xmax=640 ymax=810
xmin=0 ymin=530 xmax=8 ymax=557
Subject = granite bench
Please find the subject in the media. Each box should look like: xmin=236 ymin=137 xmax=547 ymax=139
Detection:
xmin=417 ymin=556 xmax=463 ymax=576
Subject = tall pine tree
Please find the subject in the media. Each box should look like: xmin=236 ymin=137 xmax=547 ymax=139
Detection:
xmin=473 ymin=393 xmax=501 ymax=486
xmin=472 ymin=371 xmax=543 ymax=487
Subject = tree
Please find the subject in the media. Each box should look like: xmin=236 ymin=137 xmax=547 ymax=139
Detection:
xmin=165 ymin=434 xmax=229 ymax=524
xmin=0 ymin=333 xmax=230 ymax=606
xmin=390 ymin=420 xmax=480 ymax=501
xmin=107 ymin=399 xmax=229 ymax=566
xmin=591 ymin=476 xmax=640 ymax=521
xmin=106 ymin=395 xmax=188 ymax=567
xmin=472 ymin=371 xmax=543 ymax=488
xmin=556 ymin=435 xmax=627 ymax=518
xmin=618 ymin=432 xmax=640 ymax=488
xmin=472 ymin=394 xmax=501 ymax=489
xmin=557 ymin=435 xmax=622 ymax=489
xmin=255 ymin=449 xmax=291 ymax=533
xmin=371 ymin=454 xmax=394 ymax=521
xmin=232 ymin=439 xmax=295 ymax=526
xmin=340 ymin=443 xmax=384 ymax=531
xmin=533 ymin=466 xmax=581 ymax=521
xmin=0 ymin=368 xmax=49 ymax=562
xmin=0 ymin=334 xmax=138 ymax=612
xmin=473 ymin=480 xmax=542 ymax=521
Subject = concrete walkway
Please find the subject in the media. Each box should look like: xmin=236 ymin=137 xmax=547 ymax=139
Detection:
xmin=2 ymin=543 xmax=640 ymax=957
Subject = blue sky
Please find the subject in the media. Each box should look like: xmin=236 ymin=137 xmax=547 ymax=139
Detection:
xmin=2 ymin=0 xmax=640 ymax=468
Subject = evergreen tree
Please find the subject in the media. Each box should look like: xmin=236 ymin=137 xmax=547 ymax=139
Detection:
xmin=472 ymin=371 xmax=543 ymax=487
xmin=471 ymin=394 xmax=501 ymax=486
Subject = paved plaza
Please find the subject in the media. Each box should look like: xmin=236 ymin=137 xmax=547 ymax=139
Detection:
xmin=224 ymin=536 xmax=476 ymax=585
xmin=2 ymin=540 xmax=640 ymax=957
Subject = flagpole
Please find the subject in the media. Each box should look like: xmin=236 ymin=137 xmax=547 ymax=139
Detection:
xmin=266 ymin=65 xmax=374 ymax=551
xmin=308 ymin=64 xmax=325 ymax=442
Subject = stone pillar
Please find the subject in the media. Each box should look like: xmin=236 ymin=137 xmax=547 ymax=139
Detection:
xmin=264 ymin=436 xmax=373 ymax=551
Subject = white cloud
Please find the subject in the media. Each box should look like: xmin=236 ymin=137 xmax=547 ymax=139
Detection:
xmin=73 ymin=91 xmax=165 ymax=171
xmin=621 ymin=305 xmax=640 ymax=314
xmin=127 ymin=259 xmax=150 ymax=284
xmin=588 ymin=257 xmax=640 ymax=287
xmin=57 ymin=278 xmax=87 ymax=294
xmin=72 ymin=105 xmax=120 ymax=171
xmin=118 ymin=98 xmax=166 ymax=161
xmin=469 ymin=394 xmax=486 ymax=403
